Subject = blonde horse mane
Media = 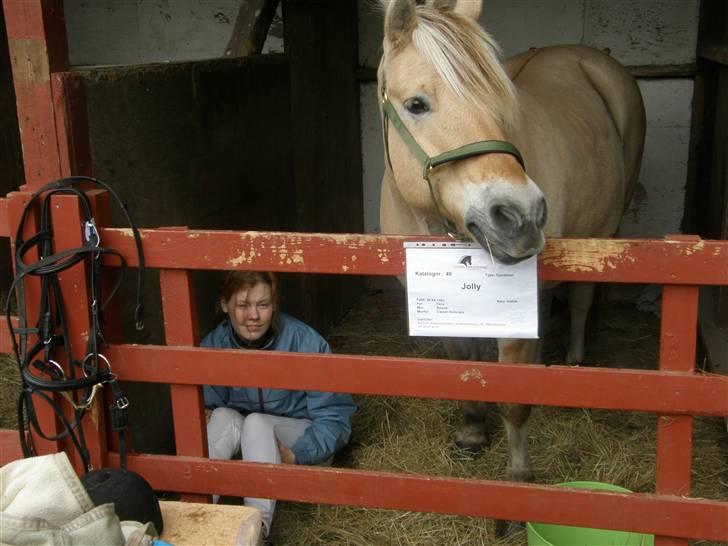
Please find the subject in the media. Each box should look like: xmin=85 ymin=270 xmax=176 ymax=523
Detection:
xmin=406 ymin=7 xmax=518 ymax=130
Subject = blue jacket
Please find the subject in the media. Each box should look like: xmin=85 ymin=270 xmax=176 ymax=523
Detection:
xmin=201 ymin=313 xmax=356 ymax=465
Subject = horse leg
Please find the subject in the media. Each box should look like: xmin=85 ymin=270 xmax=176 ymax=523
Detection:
xmin=442 ymin=338 xmax=491 ymax=453
xmin=566 ymin=282 xmax=595 ymax=364
xmin=495 ymin=337 xmax=540 ymax=537
xmin=455 ymin=400 xmax=490 ymax=452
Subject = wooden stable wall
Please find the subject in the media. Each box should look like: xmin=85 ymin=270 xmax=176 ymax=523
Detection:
xmin=686 ymin=0 xmax=728 ymax=376
xmin=0 ymin=0 xmax=364 ymax=337
xmin=0 ymin=0 xmax=364 ymax=453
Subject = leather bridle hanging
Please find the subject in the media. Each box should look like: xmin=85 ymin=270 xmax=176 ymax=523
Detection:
xmin=5 ymin=176 xmax=145 ymax=472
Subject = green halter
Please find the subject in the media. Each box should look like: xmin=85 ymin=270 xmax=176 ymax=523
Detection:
xmin=380 ymin=78 xmax=525 ymax=239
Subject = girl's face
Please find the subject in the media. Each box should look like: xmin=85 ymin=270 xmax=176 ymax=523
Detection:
xmin=221 ymin=281 xmax=274 ymax=343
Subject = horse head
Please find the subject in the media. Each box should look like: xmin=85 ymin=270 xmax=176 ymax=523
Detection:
xmin=379 ymin=0 xmax=547 ymax=264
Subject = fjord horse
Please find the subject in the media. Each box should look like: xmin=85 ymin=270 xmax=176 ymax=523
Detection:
xmin=378 ymin=0 xmax=645 ymax=497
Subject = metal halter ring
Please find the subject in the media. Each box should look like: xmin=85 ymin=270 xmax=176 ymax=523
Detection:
xmin=44 ymin=359 xmax=66 ymax=380
xmin=82 ymin=352 xmax=111 ymax=378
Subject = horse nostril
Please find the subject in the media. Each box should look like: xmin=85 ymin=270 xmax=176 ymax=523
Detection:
xmin=537 ymin=196 xmax=548 ymax=228
xmin=490 ymin=204 xmax=522 ymax=235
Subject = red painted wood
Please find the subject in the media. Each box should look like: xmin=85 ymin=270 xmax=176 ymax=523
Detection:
xmin=654 ymin=284 xmax=699 ymax=546
xmin=159 ymin=229 xmax=208 ymax=502
xmin=98 ymin=229 xmax=728 ymax=284
xmin=104 ymin=452 xmax=728 ymax=543
xmin=104 ymin=344 xmax=728 ymax=416
xmin=0 ymin=428 xmax=23 ymax=465
xmin=7 ymin=191 xmax=62 ymax=454
xmin=0 ymin=316 xmax=18 ymax=354
xmin=160 ymin=268 xmax=208 ymax=459
xmin=50 ymin=71 xmax=92 ymax=178
xmin=50 ymin=192 xmax=107 ymax=470
xmin=0 ymin=197 xmax=8 ymax=237
xmin=3 ymin=0 xmax=70 ymax=189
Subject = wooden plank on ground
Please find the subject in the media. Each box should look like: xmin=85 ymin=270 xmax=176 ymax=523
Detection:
xmin=159 ymin=501 xmax=261 ymax=546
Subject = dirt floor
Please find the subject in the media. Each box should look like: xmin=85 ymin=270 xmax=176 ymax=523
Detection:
xmin=1 ymin=284 xmax=726 ymax=545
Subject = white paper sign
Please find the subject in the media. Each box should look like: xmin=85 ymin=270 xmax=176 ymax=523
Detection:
xmin=405 ymin=242 xmax=538 ymax=338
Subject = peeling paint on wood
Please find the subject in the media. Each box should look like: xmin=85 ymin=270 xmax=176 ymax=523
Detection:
xmin=460 ymin=368 xmax=487 ymax=387
xmin=541 ymin=239 xmax=636 ymax=272
xmin=7 ymin=39 xmax=50 ymax=85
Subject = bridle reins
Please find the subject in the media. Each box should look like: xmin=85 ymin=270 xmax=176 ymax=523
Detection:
xmin=380 ymin=73 xmax=525 ymax=239
xmin=5 ymin=176 xmax=145 ymax=472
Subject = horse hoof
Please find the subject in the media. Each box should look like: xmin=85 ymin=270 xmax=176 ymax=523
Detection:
xmin=508 ymin=468 xmax=535 ymax=483
xmin=495 ymin=519 xmax=525 ymax=539
xmin=455 ymin=434 xmax=490 ymax=450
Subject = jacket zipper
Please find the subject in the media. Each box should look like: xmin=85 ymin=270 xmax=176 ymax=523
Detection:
xmin=258 ymin=388 xmax=265 ymax=412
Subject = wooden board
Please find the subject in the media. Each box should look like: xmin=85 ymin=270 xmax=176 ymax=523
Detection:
xmin=159 ymin=501 xmax=261 ymax=546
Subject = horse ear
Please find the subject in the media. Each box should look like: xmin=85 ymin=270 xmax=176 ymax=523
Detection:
xmin=449 ymin=0 xmax=482 ymax=20
xmin=384 ymin=0 xmax=417 ymax=47
xmin=431 ymin=0 xmax=456 ymax=10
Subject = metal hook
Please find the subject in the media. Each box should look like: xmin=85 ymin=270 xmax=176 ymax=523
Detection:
xmin=84 ymin=219 xmax=100 ymax=248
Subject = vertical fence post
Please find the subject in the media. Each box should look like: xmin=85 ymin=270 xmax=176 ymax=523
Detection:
xmin=50 ymin=190 xmax=110 ymax=471
xmin=654 ymin=235 xmax=700 ymax=546
xmin=6 ymin=190 xmax=63 ymax=455
xmin=159 ymin=227 xmax=209 ymax=502
xmin=2 ymin=0 xmax=74 ymax=189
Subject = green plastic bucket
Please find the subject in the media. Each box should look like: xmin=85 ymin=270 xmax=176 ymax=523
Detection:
xmin=526 ymin=482 xmax=655 ymax=546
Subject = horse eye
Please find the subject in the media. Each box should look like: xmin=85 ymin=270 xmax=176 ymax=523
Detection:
xmin=404 ymin=97 xmax=430 ymax=116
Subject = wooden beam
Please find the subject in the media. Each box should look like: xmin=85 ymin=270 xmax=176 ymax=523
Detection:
xmin=224 ymin=0 xmax=280 ymax=57
xmin=2 ymin=0 xmax=81 ymax=188
xmin=699 ymin=45 xmax=728 ymax=66
xmin=356 ymin=65 xmax=699 ymax=82
xmin=0 ymin=197 xmax=8 ymax=237
xmin=105 ymin=344 xmax=728 ymax=416
xmin=0 ymin=315 xmax=18 ymax=354
xmin=96 ymin=229 xmax=728 ymax=285
xmin=108 ymin=453 xmax=728 ymax=543
xmin=0 ymin=428 xmax=23 ymax=464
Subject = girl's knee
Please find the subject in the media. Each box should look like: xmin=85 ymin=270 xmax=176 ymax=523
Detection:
xmin=241 ymin=412 xmax=274 ymax=438
xmin=207 ymin=407 xmax=244 ymax=439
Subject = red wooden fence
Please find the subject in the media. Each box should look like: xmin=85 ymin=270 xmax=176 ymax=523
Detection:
xmin=1 ymin=189 xmax=727 ymax=545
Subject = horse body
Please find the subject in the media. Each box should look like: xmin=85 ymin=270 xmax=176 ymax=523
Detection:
xmin=505 ymin=45 xmax=644 ymax=240
xmin=378 ymin=0 xmax=645 ymax=500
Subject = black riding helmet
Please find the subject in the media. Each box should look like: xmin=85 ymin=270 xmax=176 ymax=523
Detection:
xmin=81 ymin=468 xmax=164 ymax=533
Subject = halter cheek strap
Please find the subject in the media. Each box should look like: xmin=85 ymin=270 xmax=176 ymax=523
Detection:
xmin=380 ymin=78 xmax=525 ymax=239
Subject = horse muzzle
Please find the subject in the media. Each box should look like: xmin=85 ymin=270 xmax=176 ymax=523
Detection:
xmin=465 ymin=193 xmax=547 ymax=265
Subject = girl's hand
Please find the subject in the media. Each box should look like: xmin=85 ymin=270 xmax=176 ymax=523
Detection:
xmin=277 ymin=440 xmax=296 ymax=464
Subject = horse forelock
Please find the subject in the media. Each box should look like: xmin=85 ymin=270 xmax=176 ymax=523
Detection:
xmin=407 ymin=8 xmax=518 ymax=131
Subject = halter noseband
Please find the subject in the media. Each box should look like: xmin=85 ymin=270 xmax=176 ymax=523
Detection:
xmin=380 ymin=76 xmax=525 ymax=239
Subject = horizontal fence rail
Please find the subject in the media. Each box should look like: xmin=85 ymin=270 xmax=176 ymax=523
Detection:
xmin=103 ymin=345 xmax=728 ymax=416
xmin=98 ymin=228 xmax=728 ymax=284
xmin=102 ymin=453 xmax=727 ymax=542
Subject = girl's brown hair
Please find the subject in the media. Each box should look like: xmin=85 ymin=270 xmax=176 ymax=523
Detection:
xmin=217 ymin=271 xmax=279 ymax=319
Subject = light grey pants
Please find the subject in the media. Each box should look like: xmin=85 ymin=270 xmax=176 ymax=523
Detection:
xmin=207 ymin=407 xmax=325 ymax=535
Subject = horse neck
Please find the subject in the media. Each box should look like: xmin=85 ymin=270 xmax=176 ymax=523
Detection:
xmin=380 ymin=169 xmax=441 ymax=236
